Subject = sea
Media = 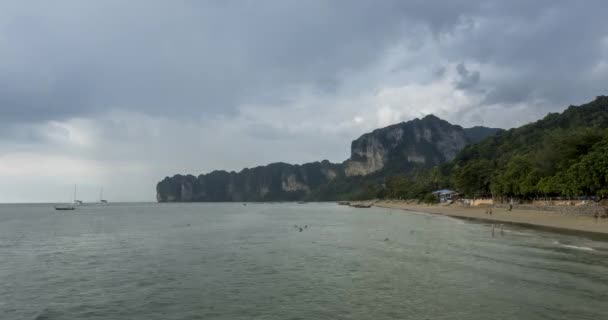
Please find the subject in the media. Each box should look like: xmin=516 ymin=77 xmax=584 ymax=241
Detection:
xmin=1 ymin=202 xmax=607 ymax=320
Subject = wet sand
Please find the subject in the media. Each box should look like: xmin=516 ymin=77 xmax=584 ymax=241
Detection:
xmin=375 ymin=201 xmax=608 ymax=239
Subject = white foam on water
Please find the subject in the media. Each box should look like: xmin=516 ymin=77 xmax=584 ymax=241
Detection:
xmin=511 ymin=231 xmax=535 ymax=237
xmin=442 ymin=216 xmax=466 ymax=224
xmin=401 ymin=209 xmax=466 ymax=225
xmin=553 ymin=240 xmax=595 ymax=251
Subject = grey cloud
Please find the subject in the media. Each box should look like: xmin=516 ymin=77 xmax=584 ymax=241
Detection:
xmin=0 ymin=0 xmax=606 ymax=132
xmin=245 ymin=123 xmax=293 ymax=141
xmin=0 ymin=0 xmax=496 ymax=125
xmin=1 ymin=1 xmax=606 ymax=128
xmin=454 ymin=63 xmax=480 ymax=90
xmin=2 ymin=1 xmax=608 ymax=201
xmin=0 ymin=122 xmax=68 ymax=146
xmin=443 ymin=1 xmax=608 ymax=111
xmin=433 ymin=66 xmax=447 ymax=79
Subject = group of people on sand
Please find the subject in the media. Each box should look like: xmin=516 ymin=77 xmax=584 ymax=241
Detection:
xmin=593 ymin=210 xmax=608 ymax=221
xmin=484 ymin=203 xmax=515 ymax=215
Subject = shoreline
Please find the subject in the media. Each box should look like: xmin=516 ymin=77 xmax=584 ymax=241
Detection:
xmin=374 ymin=201 xmax=608 ymax=241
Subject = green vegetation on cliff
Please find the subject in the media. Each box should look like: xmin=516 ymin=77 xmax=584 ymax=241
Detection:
xmin=381 ymin=96 xmax=608 ymax=200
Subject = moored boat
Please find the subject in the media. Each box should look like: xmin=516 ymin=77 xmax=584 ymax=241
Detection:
xmin=54 ymin=205 xmax=75 ymax=211
xmin=54 ymin=184 xmax=79 ymax=210
xmin=350 ymin=203 xmax=372 ymax=208
xmin=98 ymin=187 xmax=108 ymax=204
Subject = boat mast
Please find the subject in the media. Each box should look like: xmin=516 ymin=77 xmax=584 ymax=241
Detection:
xmin=73 ymin=184 xmax=77 ymax=203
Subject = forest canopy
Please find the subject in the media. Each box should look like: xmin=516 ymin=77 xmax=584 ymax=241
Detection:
xmin=380 ymin=96 xmax=608 ymax=200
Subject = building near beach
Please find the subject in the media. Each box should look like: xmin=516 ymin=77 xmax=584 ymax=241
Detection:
xmin=432 ymin=189 xmax=458 ymax=203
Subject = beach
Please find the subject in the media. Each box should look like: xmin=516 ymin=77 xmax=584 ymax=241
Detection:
xmin=375 ymin=201 xmax=608 ymax=239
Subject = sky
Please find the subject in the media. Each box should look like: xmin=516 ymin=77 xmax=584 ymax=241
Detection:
xmin=1 ymin=0 xmax=608 ymax=202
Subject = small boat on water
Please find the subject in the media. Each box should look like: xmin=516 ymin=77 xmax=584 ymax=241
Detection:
xmin=98 ymin=187 xmax=108 ymax=205
xmin=349 ymin=201 xmax=374 ymax=208
xmin=350 ymin=203 xmax=372 ymax=208
xmin=72 ymin=185 xmax=83 ymax=206
xmin=55 ymin=184 xmax=79 ymax=211
xmin=54 ymin=204 xmax=75 ymax=211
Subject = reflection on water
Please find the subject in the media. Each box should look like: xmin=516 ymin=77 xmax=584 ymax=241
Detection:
xmin=1 ymin=203 xmax=607 ymax=319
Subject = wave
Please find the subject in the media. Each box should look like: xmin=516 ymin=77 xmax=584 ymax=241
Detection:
xmin=553 ymin=241 xmax=594 ymax=251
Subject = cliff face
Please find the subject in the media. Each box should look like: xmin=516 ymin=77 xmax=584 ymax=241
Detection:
xmin=344 ymin=115 xmax=498 ymax=176
xmin=156 ymin=161 xmax=343 ymax=202
xmin=156 ymin=115 xmax=501 ymax=202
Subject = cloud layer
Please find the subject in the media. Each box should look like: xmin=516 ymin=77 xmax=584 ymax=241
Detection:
xmin=1 ymin=0 xmax=607 ymax=201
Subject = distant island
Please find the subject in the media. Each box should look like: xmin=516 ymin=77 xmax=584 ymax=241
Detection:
xmin=157 ymin=96 xmax=608 ymax=203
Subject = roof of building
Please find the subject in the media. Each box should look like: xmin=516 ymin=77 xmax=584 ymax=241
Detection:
xmin=432 ymin=189 xmax=457 ymax=195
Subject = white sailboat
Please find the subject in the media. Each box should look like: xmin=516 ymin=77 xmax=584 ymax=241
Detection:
xmin=73 ymin=184 xmax=83 ymax=205
xmin=99 ymin=187 xmax=108 ymax=204
xmin=55 ymin=185 xmax=77 ymax=210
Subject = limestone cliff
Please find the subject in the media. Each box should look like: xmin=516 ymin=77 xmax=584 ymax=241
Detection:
xmin=156 ymin=115 xmax=500 ymax=202
xmin=344 ymin=115 xmax=494 ymax=176
xmin=156 ymin=161 xmax=342 ymax=202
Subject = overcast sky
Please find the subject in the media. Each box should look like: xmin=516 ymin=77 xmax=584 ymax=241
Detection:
xmin=1 ymin=1 xmax=608 ymax=202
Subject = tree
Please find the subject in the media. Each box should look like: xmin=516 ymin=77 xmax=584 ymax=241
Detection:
xmin=422 ymin=192 xmax=438 ymax=204
xmin=452 ymin=160 xmax=493 ymax=196
xmin=564 ymin=140 xmax=608 ymax=197
xmin=491 ymin=155 xmax=538 ymax=198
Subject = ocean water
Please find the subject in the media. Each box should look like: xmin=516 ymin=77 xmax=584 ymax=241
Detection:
xmin=1 ymin=202 xmax=607 ymax=320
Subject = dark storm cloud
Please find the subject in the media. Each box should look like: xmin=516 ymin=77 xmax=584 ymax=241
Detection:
xmin=3 ymin=0 xmax=608 ymax=202
xmin=0 ymin=0 xmax=516 ymax=125
xmin=444 ymin=1 xmax=608 ymax=110
xmin=0 ymin=123 xmax=59 ymax=144
xmin=454 ymin=63 xmax=480 ymax=90
xmin=0 ymin=1 xmax=416 ymax=122
xmin=0 ymin=1 xmax=605 ymax=135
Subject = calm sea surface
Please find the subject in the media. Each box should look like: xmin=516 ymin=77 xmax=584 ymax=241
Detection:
xmin=1 ymin=202 xmax=607 ymax=320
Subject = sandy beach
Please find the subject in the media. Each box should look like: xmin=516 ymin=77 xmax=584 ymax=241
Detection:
xmin=374 ymin=201 xmax=608 ymax=239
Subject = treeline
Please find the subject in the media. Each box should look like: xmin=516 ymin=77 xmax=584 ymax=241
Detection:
xmin=451 ymin=128 xmax=608 ymax=198
xmin=379 ymin=96 xmax=608 ymax=201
